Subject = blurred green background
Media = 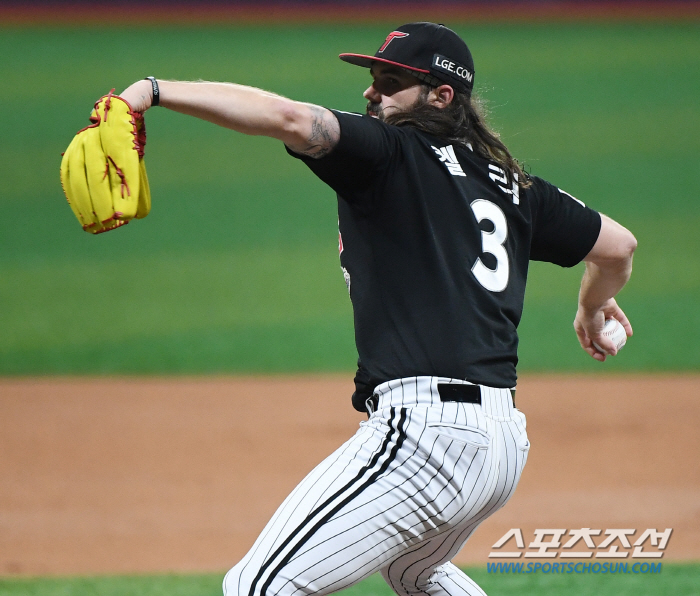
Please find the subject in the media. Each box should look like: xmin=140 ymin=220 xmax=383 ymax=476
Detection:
xmin=1 ymin=22 xmax=699 ymax=375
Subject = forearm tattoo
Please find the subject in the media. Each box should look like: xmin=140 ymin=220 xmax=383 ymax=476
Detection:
xmin=298 ymin=106 xmax=340 ymax=158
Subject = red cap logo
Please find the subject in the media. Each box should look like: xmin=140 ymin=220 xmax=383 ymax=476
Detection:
xmin=379 ymin=31 xmax=409 ymax=53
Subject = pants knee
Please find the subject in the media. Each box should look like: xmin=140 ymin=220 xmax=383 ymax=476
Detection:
xmin=381 ymin=566 xmax=432 ymax=596
xmin=223 ymin=561 xmax=320 ymax=596
xmin=223 ymin=562 xmax=249 ymax=596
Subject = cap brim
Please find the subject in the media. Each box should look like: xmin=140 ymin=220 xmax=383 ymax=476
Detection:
xmin=339 ymin=53 xmax=430 ymax=74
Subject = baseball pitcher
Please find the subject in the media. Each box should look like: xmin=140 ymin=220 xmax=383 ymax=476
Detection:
xmin=63 ymin=22 xmax=636 ymax=596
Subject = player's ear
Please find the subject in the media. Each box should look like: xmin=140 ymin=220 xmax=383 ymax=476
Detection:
xmin=428 ymin=85 xmax=454 ymax=109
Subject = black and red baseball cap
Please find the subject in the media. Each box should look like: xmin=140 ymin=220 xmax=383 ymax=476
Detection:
xmin=339 ymin=22 xmax=475 ymax=94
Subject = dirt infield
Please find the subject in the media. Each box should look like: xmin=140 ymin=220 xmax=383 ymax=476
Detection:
xmin=1 ymin=374 xmax=698 ymax=577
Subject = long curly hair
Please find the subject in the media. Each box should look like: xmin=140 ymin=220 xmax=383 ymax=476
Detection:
xmin=384 ymin=86 xmax=530 ymax=188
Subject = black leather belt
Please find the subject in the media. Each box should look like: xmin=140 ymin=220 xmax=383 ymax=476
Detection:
xmin=366 ymin=383 xmax=515 ymax=414
xmin=438 ymin=383 xmax=483 ymax=403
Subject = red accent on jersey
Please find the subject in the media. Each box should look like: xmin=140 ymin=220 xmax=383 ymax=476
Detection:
xmin=378 ymin=31 xmax=409 ymax=53
xmin=339 ymin=231 xmax=344 ymax=254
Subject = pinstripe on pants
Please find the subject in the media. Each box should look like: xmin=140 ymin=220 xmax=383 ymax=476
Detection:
xmin=223 ymin=376 xmax=530 ymax=596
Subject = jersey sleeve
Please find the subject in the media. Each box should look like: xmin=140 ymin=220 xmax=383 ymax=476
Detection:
xmin=527 ymin=176 xmax=602 ymax=267
xmin=286 ymin=110 xmax=400 ymax=196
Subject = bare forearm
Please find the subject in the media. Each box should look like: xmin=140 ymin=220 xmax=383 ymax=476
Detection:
xmin=119 ymin=78 xmax=339 ymax=157
xmin=579 ymin=214 xmax=636 ymax=306
xmin=578 ymin=258 xmax=632 ymax=314
xmin=574 ymin=214 xmax=637 ymax=360
xmin=158 ymin=80 xmax=295 ymax=137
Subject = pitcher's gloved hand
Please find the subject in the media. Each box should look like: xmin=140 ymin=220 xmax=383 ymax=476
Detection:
xmin=60 ymin=90 xmax=151 ymax=234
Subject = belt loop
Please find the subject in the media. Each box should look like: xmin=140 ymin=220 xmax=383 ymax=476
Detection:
xmin=365 ymin=395 xmax=376 ymax=417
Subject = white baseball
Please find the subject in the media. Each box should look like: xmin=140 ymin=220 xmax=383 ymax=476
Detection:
xmin=592 ymin=318 xmax=627 ymax=355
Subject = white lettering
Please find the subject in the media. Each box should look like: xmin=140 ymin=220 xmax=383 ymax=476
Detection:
xmin=434 ymin=55 xmax=473 ymax=81
xmin=488 ymin=164 xmax=519 ymax=204
xmin=432 ymin=145 xmax=466 ymax=177
xmin=435 ymin=57 xmax=454 ymax=71
xmin=596 ymin=529 xmax=635 ymax=558
xmin=525 ymin=529 xmax=567 ymax=559
xmin=456 ymin=66 xmax=473 ymax=81
xmin=489 ymin=528 xmax=525 ymax=558
xmin=471 ymin=200 xmax=510 ymax=293
xmin=487 ymin=528 xmax=674 ymax=560
xmin=631 ymin=529 xmax=673 ymax=558
xmin=561 ymin=528 xmax=601 ymax=559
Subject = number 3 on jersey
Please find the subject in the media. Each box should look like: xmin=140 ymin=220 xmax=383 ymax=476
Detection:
xmin=470 ymin=199 xmax=509 ymax=292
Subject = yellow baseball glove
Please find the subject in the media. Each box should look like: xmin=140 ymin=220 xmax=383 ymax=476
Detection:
xmin=60 ymin=90 xmax=151 ymax=234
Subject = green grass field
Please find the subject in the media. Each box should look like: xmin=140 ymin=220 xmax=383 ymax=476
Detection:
xmin=2 ymin=563 xmax=699 ymax=596
xmin=1 ymin=22 xmax=699 ymax=375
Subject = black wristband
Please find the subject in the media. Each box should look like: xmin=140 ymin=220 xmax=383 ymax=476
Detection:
xmin=146 ymin=76 xmax=160 ymax=107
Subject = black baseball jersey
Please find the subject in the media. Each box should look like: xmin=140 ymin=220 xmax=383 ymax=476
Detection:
xmin=288 ymin=110 xmax=601 ymax=411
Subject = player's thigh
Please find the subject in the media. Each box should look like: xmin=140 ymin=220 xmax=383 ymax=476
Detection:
xmin=223 ymin=406 xmax=526 ymax=596
xmin=267 ymin=406 xmax=501 ymax=594
xmin=224 ymin=412 xmax=405 ymax=596
xmin=380 ymin=413 xmax=529 ymax=596
xmin=482 ymin=410 xmax=530 ymax=515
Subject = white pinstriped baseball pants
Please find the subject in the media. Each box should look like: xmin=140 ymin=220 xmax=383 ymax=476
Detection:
xmin=223 ymin=376 xmax=530 ymax=596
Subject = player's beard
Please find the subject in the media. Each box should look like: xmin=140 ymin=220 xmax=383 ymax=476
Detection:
xmin=366 ymin=102 xmax=383 ymax=119
xmin=366 ymin=87 xmax=431 ymax=121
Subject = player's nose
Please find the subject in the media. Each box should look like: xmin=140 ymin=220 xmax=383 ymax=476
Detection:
xmin=363 ymin=84 xmax=381 ymax=103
